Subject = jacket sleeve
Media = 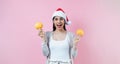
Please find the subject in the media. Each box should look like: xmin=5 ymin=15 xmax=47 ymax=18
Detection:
xmin=69 ymin=32 xmax=78 ymax=58
xmin=71 ymin=46 xmax=77 ymax=58
xmin=41 ymin=31 xmax=50 ymax=56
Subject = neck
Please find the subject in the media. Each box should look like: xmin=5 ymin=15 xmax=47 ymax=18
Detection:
xmin=54 ymin=29 xmax=66 ymax=33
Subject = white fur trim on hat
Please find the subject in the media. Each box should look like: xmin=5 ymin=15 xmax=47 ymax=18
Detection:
xmin=52 ymin=11 xmax=67 ymax=21
xmin=66 ymin=21 xmax=71 ymax=25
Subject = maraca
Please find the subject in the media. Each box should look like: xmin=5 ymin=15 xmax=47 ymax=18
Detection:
xmin=34 ymin=22 xmax=43 ymax=30
xmin=76 ymin=29 xmax=84 ymax=37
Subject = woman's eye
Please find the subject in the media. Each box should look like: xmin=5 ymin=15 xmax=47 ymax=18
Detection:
xmin=54 ymin=18 xmax=58 ymax=21
xmin=60 ymin=17 xmax=64 ymax=20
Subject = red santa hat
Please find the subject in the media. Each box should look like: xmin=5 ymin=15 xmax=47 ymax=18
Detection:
xmin=52 ymin=8 xmax=71 ymax=25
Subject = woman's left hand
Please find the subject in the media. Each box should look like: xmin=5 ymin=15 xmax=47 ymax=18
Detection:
xmin=73 ymin=35 xmax=80 ymax=46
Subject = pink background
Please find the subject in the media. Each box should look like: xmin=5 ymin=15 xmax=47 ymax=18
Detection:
xmin=0 ymin=0 xmax=120 ymax=64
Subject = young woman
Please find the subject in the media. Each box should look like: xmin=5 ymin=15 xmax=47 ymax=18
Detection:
xmin=39 ymin=8 xmax=80 ymax=64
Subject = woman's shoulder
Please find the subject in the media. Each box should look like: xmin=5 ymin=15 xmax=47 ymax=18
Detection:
xmin=46 ymin=31 xmax=52 ymax=34
xmin=67 ymin=31 xmax=75 ymax=43
xmin=67 ymin=31 xmax=75 ymax=37
xmin=67 ymin=31 xmax=75 ymax=35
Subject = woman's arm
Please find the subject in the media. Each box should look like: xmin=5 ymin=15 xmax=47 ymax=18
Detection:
xmin=41 ymin=42 xmax=49 ymax=56
xmin=39 ymin=30 xmax=50 ymax=56
xmin=71 ymin=45 xmax=77 ymax=58
xmin=70 ymin=32 xmax=80 ymax=58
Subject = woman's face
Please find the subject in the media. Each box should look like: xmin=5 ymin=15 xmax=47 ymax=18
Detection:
xmin=53 ymin=16 xmax=65 ymax=30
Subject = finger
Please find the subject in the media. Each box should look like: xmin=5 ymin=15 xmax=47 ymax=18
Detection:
xmin=77 ymin=35 xmax=80 ymax=39
xmin=75 ymin=35 xmax=79 ymax=39
xmin=39 ymin=29 xmax=43 ymax=32
xmin=40 ymin=31 xmax=45 ymax=38
xmin=39 ymin=29 xmax=45 ymax=34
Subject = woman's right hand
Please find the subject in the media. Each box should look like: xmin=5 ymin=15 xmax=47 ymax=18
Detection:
xmin=38 ymin=29 xmax=46 ymax=42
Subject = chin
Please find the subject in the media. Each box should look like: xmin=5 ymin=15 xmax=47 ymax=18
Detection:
xmin=56 ymin=27 xmax=63 ymax=30
xmin=57 ymin=28 xmax=62 ymax=30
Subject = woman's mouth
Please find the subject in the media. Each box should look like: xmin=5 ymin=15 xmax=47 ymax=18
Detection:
xmin=56 ymin=24 xmax=62 ymax=28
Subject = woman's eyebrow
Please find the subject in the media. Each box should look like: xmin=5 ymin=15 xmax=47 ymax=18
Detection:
xmin=55 ymin=18 xmax=59 ymax=19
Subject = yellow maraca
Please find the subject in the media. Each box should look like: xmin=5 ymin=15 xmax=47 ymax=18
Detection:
xmin=76 ymin=29 xmax=84 ymax=37
xmin=34 ymin=22 xmax=43 ymax=30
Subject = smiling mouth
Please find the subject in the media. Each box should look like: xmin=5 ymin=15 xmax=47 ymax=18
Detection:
xmin=56 ymin=24 xmax=62 ymax=28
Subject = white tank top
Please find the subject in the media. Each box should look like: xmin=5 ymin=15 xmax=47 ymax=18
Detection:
xmin=49 ymin=32 xmax=70 ymax=61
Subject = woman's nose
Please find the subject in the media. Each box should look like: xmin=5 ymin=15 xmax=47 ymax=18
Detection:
xmin=58 ymin=19 xmax=61 ymax=23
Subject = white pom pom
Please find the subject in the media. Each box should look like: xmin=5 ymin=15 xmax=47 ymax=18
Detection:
xmin=66 ymin=21 xmax=71 ymax=25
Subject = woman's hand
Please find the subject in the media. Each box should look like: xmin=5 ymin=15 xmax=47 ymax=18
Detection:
xmin=38 ymin=29 xmax=46 ymax=43
xmin=73 ymin=35 xmax=80 ymax=48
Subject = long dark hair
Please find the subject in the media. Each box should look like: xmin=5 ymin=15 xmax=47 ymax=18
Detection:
xmin=52 ymin=17 xmax=67 ymax=31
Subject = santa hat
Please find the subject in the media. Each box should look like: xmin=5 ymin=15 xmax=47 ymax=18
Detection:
xmin=52 ymin=8 xmax=71 ymax=25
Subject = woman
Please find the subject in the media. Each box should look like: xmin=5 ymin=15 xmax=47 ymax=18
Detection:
xmin=39 ymin=8 xmax=80 ymax=64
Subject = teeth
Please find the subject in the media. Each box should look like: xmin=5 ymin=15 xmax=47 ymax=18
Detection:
xmin=57 ymin=24 xmax=62 ymax=26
